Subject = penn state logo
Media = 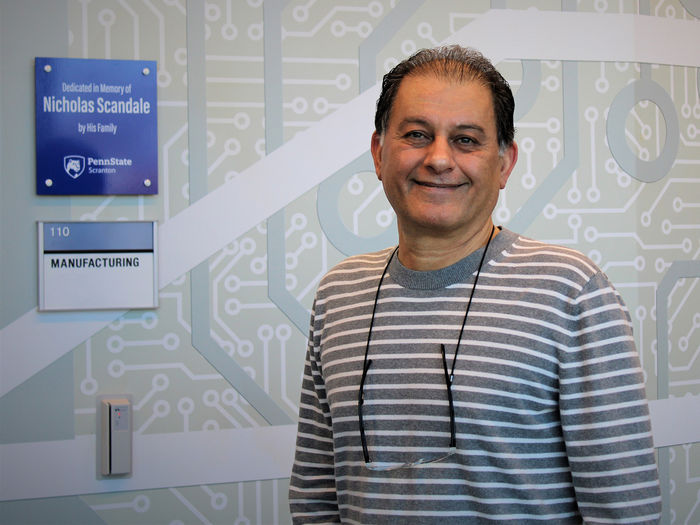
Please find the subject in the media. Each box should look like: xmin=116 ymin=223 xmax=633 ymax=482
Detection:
xmin=64 ymin=155 xmax=85 ymax=179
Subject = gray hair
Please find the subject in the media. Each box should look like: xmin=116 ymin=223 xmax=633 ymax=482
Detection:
xmin=374 ymin=45 xmax=515 ymax=151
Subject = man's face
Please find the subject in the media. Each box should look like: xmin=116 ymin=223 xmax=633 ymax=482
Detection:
xmin=371 ymin=73 xmax=517 ymax=243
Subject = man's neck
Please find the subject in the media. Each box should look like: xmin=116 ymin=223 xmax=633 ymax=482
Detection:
xmin=396 ymin=221 xmax=498 ymax=271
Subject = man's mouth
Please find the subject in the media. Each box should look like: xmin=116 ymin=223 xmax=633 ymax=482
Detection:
xmin=415 ymin=180 xmax=466 ymax=189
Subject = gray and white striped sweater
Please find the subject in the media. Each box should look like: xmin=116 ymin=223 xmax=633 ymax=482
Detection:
xmin=289 ymin=228 xmax=661 ymax=524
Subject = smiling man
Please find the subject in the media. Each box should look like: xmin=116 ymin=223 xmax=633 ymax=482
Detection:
xmin=289 ymin=46 xmax=661 ymax=524
xmin=371 ymin=70 xmax=516 ymax=270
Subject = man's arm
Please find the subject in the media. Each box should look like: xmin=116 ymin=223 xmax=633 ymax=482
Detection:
xmin=288 ymin=339 xmax=341 ymax=524
xmin=559 ymin=272 xmax=661 ymax=524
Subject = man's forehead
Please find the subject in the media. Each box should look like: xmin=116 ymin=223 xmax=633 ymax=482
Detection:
xmin=397 ymin=71 xmax=489 ymax=95
xmin=390 ymin=74 xmax=496 ymax=125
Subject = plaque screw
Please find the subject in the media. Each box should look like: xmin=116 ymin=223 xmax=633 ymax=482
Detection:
xmin=45 ymin=179 xmax=53 ymax=187
xmin=144 ymin=179 xmax=152 ymax=187
xmin=44 ymin=64 xmax=52 ymax=73
xmin=142 ymin=67 xmax=150 ymax=76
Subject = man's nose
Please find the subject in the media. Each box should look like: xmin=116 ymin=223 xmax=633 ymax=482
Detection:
xmin=424 ymin=136 xmax=454 ymax=173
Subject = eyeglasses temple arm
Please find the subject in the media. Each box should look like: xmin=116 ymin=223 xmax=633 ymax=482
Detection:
xmin=358 ymin=358 xmax=372 ymax=463
xmin=440 ymin=344 xmax=456 ymax=448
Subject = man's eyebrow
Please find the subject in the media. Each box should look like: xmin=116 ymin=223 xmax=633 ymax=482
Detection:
xmin=397 ymin=118 xmax=487 ymax=135
xmin=454 ymin=123 xmax=486 ymax=134
xmin=397 ymin=117 xmax=431 ymax=128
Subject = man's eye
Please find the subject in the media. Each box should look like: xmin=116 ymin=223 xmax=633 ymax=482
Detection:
xmin=405 ymin=131 xmax=427 ymax=139
xmin=455 ymin=136 xmax=475 ymax=145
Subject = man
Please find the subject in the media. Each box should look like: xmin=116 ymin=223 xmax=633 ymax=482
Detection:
xmin=289 ymin=46 xmax=661 ymax=524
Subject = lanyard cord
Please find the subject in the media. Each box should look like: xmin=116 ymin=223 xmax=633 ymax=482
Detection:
xmin=449 ymin=224 xmax=495 ymax=383
xmin=362 ymin=225 xmax=496 ymax=384
xmin=361 ymin=245 xmax=398 ymax=369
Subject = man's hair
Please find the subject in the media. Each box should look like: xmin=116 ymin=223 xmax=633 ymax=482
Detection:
xmin=374 ymin=45 xmax=515 ymax=151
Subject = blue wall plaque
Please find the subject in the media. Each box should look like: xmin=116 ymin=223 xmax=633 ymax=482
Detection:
xmin=35 ymin=57 xmax=158 ymax=195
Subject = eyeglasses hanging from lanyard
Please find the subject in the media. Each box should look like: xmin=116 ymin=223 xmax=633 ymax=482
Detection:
xmin=358 ymin=225 xmax=496 ymax=471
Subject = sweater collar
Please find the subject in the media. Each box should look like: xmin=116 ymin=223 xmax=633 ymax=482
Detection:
xmin=387 ymin=227 xmax=515 ymax=290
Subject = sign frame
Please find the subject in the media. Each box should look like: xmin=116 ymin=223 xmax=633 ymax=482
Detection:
xmin=38 ymin=221 xmax=159 ymax=311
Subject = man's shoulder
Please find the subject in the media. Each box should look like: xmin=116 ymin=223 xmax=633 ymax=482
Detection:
xmin=318 ymin=247 xmax=396 ymax=289
xmin=499 ymin=229 xmax=602 ymax=280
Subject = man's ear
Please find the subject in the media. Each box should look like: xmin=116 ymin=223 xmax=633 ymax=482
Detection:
xmin=371 ymin=131 xmax=383 ymax=181
xmin=499 ymin=141 xmax=518 ymax=190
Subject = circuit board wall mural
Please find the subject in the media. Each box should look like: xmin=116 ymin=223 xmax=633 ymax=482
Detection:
xmin=0 ymin=1 xmax=698 ymax=524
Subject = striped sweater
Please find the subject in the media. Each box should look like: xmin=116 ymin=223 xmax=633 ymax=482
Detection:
xmin=289 ymin=229 xmax=661 ymax=524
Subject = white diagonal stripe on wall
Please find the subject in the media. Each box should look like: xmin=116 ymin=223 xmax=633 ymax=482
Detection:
xmin=157 ymin=84 xmax=378 ymax=288
xmin=445 ymin=11 xmax=699 ymax=67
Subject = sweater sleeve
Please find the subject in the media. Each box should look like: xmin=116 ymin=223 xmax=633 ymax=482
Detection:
xmin=288 ymin=311 xmax=341 ymax=524
xmin=558 ymin=271 xmax=661 ymax=524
